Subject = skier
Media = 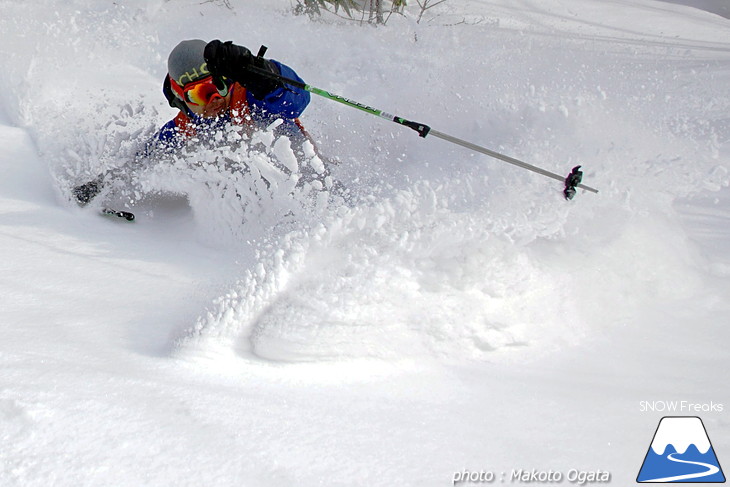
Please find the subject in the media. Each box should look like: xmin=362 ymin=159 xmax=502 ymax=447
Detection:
xmin=73 ymin=39 xmax=313 ymax=205
xmin=158 ymin=39 xmax=311 ymax=150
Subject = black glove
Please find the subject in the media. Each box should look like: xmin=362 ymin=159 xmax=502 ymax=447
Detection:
xmin=72 ymin=178 xmax=103 ymax=206
xmin=204 ymin=40 xmax=281 ymax=99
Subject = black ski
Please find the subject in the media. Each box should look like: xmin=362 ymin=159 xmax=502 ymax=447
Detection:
xmin=101 ymin=208 xmax=135 ymax=221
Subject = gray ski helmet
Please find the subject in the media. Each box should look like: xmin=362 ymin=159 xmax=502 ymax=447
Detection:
xmin=168 ymin=39 xmax=210 ymax=87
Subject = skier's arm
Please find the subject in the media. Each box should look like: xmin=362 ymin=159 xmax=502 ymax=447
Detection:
xmin=203 ymin=40 xmax=310 ymax=118
xmin=244 ymin=60 xmax=310 ymax=120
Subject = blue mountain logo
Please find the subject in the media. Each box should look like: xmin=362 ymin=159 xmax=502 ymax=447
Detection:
xmin=638 ymin=416 xmax=725 ymax=483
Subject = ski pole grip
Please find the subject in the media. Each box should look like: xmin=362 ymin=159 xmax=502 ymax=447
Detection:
xmin=398 ymin=118 xmax=431 ymax=138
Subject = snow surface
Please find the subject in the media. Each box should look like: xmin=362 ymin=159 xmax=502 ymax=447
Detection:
xmin=1 ymin=0 xmax=729 ymax=485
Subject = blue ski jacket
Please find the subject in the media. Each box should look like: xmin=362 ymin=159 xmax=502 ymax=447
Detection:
xmin=154 ymin=60 xmax=310 ymax=149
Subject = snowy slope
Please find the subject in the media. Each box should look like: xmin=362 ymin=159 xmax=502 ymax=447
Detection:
xmin=1 ymin=0 xmax=729 ymax=486
xmin=657 ymin=0 xmax=730 ymax=18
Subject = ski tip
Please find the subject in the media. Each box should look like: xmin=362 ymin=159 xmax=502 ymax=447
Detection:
xmin=101 ymin=208 xmax=135 ymax=222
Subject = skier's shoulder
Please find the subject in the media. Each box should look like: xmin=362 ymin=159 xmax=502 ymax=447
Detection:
xmin=245 ymin=61 xmax=310 ymax=119
xmin=158 ymin=111 xmax=195 ymax=140
xmin=157 ymin=118 xmax=179 ymax=142
xmin=270 ymin=59 xmax=304 ymax=84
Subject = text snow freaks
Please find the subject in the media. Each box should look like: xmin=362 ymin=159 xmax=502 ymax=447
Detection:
xmin=452 ymin=469 xmax=611 ymax=485
xmin=639 ymin=401 xmax=724 ymax=413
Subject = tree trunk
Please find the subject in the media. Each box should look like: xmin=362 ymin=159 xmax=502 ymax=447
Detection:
xmin=374 ymin=0 xmax=384 ymax=24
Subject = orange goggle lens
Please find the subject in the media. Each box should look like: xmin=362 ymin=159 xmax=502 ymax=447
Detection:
xmin=171 ymin=76 xmax=227 ymax=107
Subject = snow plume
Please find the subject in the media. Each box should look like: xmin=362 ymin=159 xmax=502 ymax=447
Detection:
xmin=177 ymin=175 xmax=583 ymax=365
xmin=0 ymin=1 xmax=164 ymax=197
xmin=138 ymin=121 xmax=337 ymax=246
xmin=41 ymin=102 xmax=160 ymax=199
xmin=171 ymin=55 xmax=730 ymax=367
xmin=13 ymin=45 xmax=163 ymax=202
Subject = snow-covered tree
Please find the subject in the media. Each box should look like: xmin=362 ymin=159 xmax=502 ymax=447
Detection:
xmin=293 ymin=0 xmax=407 ymax=24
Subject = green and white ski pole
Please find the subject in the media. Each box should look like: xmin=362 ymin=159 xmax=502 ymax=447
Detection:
xmin=250 ymin=46 xmax=598 ymax=200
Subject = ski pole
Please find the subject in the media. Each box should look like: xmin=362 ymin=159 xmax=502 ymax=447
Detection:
xmin=247 ymin=46 xmax=599 ymax=199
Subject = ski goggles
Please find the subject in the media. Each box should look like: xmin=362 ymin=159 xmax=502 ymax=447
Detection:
xmin=170 ymin=76 xmax=229 ymax=107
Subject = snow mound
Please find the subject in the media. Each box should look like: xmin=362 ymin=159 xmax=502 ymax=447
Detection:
xmin=176 ymin=175 xmax=584 ymax=364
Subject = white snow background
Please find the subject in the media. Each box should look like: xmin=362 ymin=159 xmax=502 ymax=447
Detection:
xmin=1 ymin=0 xmax=729 ymax=485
